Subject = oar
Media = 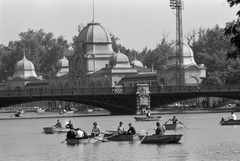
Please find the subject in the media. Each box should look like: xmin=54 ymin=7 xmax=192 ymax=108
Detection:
xmin=92 ymin=137 xmax=108 ymax=142
xmin=179 ymin=122 xmax=188 ymax=129
xmin=58 ymin=128 xmax=63 ymax=133
xmin=163 ymin=119 xmax=170 ymax=125
xmin=139 ymin=132 xmax=148 ymax=144
xmin=61 ymin=139 xmax=66 ymax=143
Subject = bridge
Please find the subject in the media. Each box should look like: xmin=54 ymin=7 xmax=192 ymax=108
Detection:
xmin=0 ymin=85 xmax=240 ymax=115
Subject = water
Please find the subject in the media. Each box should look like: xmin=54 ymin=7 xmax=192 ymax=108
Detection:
xmin=0 ymin=112 xmax=240 ymax=161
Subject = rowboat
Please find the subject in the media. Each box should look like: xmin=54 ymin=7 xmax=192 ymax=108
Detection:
xmin=164 ymin=123 xmax=177 ymax=130
xmin=139 ymin=134 xmax=183 ymax=144
xmin=107 ymin=134 xmax=139 ymax=141
xmin=43 ymin=127 xmax=69 ymax=134
xmin=220 ymin=119 xmax=240 ymax=125
xmin=65 ymin=134 xmax=104 ymax=145
xmin=134 ymin=116 xmax=161 ymax=121
xmin=14 ymin=113 xmax=24 ymax=117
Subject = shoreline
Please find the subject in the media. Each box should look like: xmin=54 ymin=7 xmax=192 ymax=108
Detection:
xmin=0 ymin=108 xmax=239 ymax=120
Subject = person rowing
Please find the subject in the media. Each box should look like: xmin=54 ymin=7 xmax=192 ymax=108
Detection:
xmin=65 ymin=120 xmax=73 ymax=129
xmin=126 ymin=123 xmax=136 ymax=135
xmin=146 ymin=111 xmax=151 ymax=117
xmin=53 ymin=119 xmax=62 ymax=128
xmin=228 ymin=112 xmax=237 ymax=120
xmin=169 ymin=116 xmax=179 ymax=124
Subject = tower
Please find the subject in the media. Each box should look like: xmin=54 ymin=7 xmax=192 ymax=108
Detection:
xmin=157 ymin=1 xmax=206 ymax=86
xmin=170 ymin=0 xmax=184 ymax=86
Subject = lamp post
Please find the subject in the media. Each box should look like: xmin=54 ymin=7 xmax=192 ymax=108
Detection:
xmin=170 ymin=0 xmax=184 ymax=86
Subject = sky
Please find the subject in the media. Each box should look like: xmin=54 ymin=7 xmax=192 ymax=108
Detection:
xmin=0 ymin=0 xmax=239 ymax=52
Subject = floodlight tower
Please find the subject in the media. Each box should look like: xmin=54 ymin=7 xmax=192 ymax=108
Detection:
xmin=170 ymin=0 xmax=184 ymax=86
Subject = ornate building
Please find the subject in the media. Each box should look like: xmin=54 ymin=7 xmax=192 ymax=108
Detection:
xmin=158 ymin=42 xmax=206 ymax=86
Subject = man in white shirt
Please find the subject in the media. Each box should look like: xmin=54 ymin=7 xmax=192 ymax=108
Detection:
xmin=229 ymin=112 xmax=237 ymax=120
xmin=75 ymin=128 xmax=84 ymax=139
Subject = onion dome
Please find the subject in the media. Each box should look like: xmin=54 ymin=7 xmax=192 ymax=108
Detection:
xmin=110 ymin=52 xmax=131 ymax=68
xmin=166 ymin=43 xmax=197 ymax=66
xmin=12 ymin=55 xmax=38 ymax=79
xmin=56 ymin=56 xmax=69 ymax=77
xmin=78 ymin=21 xmax=114 ymax=56
xmin=131 ymin=58 xmax=143 ymax=67
xmin=56 ymin=56 xmax=69 ymax=68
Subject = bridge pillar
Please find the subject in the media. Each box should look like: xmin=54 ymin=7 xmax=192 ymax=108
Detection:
xmin=136 ymin=84 xmax=150 ymax=114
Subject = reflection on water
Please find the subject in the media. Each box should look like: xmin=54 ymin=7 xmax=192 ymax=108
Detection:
xmin=0 ymin=112 xmax=240 ymax=160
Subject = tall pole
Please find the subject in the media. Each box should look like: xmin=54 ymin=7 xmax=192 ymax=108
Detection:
xmin=170 ymin=0 xmax=184 ymax=86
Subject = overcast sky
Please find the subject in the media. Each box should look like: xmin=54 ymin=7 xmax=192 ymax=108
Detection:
xmin=0 ymin=0 xmax=239 ymax=51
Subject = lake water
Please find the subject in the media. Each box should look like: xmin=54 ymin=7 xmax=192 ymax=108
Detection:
xmin=0 ymin=112 xmax=240 ymax=161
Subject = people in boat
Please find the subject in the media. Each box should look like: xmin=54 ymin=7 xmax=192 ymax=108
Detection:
xmin=155 ymin=122 xmax=165 ymax=135
xmin=146 ymin=111 xmax=151 ymax=117
xmin=54 ymin=119 xmax=62 ymax=128
xmin=117 ymin=121 xmax=127 ymax=135
xmin=169 ymin=116 xmax=179 ymax=124
xmin=66 ymin=127 xmax=76 ymax=139
xmin=75 ymin=128 xmax=85 ymax=139
xmin=228 ymin=112 xmax=237 ymax=120
xmin=127 ymin=123 xmax=136 ymax=135
xmin=91 ymin=122 xmax=101 ymax=137
xmin=65 ymin=120 xmax=74 ymax=129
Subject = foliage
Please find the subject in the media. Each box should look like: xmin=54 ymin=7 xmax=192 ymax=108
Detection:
xmin=224 ymin=0 xmax=240 ymax=59
xmin=188 ymin=25 xmax=240 ymax=85
xmin=0 ymin=29 xmax=71 ymax=81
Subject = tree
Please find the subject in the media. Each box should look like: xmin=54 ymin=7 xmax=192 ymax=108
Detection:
xmin=187 ymin=25 xmax=240 ymax=85
xmin=0 ymin=29 xmax=71 ymax=80
xmin=224 ymin=0 xmax=240 ymax=59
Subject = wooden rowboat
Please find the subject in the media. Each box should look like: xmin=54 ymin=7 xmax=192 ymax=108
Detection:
xmin=134 ymin=116 xmax=161 ymax=121
xmin=139 ymin=134 xmax=183 ymax=144
xmin=66 ymin=134 xmax=104 ymax=145
xmin=164 ymin=123 xmax=177 ymax=130
xmin=43 ymin=127 xmax=69 ymax=134
xmin=220 ymin=119 xmax=240 ymax=125
xmin=107 ymin=134 xmax=139 ymax=141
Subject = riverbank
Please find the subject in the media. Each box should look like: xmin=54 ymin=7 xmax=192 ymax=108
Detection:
xmin=1 ymin=107 xmax=240 ymax=120
xmin=151 ymin=107 xmax=240 ymax=115
xmin=0 ymin=111 xmax=110 ymax=120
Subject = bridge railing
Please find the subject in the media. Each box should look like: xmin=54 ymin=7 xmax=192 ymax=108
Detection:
xmin=1 ymin=85 xmax=240 ymax=98
xmin=0 ymin=87 xmax=137 ymax=97
xmin=149 ymin=85 xmax=240 ymax=93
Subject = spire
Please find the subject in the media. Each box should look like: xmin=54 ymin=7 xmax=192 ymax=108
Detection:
xmin=23 ymin=43 xmax=26 ymax=58
xmin=92 ymin=0 xmax=95 ymax=22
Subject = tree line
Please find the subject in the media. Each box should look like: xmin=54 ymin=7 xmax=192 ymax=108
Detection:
xmin=1 ymin=0 xmax=240 ymax=86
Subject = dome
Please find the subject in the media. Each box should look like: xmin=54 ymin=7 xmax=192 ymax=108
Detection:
xmin=56 ymin=56 xmax=69 ymax=67
xmin=79 ymin=21 xmax=112 ymax=43
xmin=56 ymin=56 xmax=69 ymax=77
xmin=110 ymin=52 xmax=129 ymax=63
xmin=169 ymin=43 xmax=194 ymax=57
xmin=167 ymin=43 xmax=197 ymax=66
xmin=12 ymin=55 xmax=38 ymax=79
xmin=110 ymin=52 xmax=131 ymax=68
xmin=131 ymin=58 xmax=143 ymax=68
xmin=78 ymin=21 xmax=114 ymax=56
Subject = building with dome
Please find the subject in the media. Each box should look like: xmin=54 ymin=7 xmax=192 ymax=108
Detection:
xmin=158 ymin=2 xmax=206 ymax=86
xmin=5 ymin=50 xmax=44 ymax=90
xmin=68 ymin=21 xmax=138 ymax=88
xmin=158 ymin=42 xmax=206 ymax=86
